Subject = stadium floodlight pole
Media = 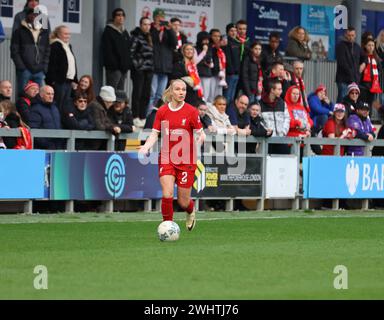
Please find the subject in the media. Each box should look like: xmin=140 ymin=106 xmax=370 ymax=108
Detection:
xmin=342 ymin=0 xmax=363 ymax=45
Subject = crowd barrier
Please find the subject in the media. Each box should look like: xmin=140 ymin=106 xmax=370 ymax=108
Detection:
xmin=1 ymin=128 xmax=384 ymax=214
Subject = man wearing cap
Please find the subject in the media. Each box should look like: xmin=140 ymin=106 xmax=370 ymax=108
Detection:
xmin=15 ymin=80 xmax=39 ymax=124
xmin=88 ymin=86 xmax=122 ymax=150
xmin=101 ymin=8 xmax=132 ymax=91
xmin=308 ymin=84 xmax=335 ymax=132
xmin=107 ymin=90 xmax=134 ymax=151
xmin=11 ymin=6 xmax=50 ymax=95
xmin=0 ymin=80 xmax=13 ymax=102
xmin=346 ymin=102 xmax=375 ymax=156
xmin=12 ymin=0 xmax=51 ymax=34
xmin=147 ymin=9 xmax=177 ymax=115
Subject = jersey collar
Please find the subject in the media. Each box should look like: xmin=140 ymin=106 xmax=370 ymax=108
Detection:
xmin=168 ymin=101 xmax=185 ymax=112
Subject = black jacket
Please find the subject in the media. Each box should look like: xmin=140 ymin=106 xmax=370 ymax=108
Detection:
xmin=151 ymin=26 xmax=177 ymax=74
xmin=196 ymin=31 xmax=213 ymax=78
xmin=2 ymin=112 xmax=21 ymax=149
xmin=16 ymin=95 xmax=35 ymax=124
xmin=11 ymin=22 xmax=50 ymax=73
xmin=224 ymin=36 xmax=242 ymax=76
xmin=46 ymin=41 xmax=78 ymax=85
xmin=240 ymin=52 xmax=263 ymax=97
xmin=101 ymin=24 xmax=132 ymax=73
xmin=336 ymin=38 xmax=362 ymax=84
xmin=261 ymin=46 xmax=283 ymax=73
xmin=107 ymin=106 xmax=134 ymax=151
xmin=173 ymin=33 xmax=188 ymax=64
xmin=130 ymin=27 xmax=154 ymax=72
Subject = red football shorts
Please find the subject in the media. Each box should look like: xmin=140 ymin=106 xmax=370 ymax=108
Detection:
xmin=159 ymin=164 xmax=197 ymax=189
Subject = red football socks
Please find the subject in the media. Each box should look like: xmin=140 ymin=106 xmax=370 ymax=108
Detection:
xmin=161 ymin=198 xmax=174 ymax=221
xmin=184 ymin=200 xmax=194 ymax=214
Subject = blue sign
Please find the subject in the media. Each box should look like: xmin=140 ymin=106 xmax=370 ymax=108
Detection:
xmin=301 ymin=5 xmax=336 ymax=60
xmin=304 ymin=156 xmax=384 ymax=199
xmin=362 ymin=10 xmax=377 ymax=34
xmin=0 ymin=150 xmax=46 ymax=199
xmin=247 ymin=0 xmax=300 ymax=55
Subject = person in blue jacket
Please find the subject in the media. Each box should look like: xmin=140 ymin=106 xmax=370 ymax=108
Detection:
xmin=308 ymin=84 xmax=335 ymax=131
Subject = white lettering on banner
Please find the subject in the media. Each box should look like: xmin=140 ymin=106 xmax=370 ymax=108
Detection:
xmin=309 ymin=7 xmax=325 ymax=19
xmin=362 ymin=164 xmax=384 ymax=192
xmin=334 ymin=5 xmax=348 ymax=30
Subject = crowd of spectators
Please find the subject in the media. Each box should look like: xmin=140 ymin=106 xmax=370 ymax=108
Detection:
xmin=1 ymin=0 xmax=384 ymax=157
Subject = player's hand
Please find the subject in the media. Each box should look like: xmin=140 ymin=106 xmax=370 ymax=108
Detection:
xmin=367 ymin=134 xmax=374 ymax=142
xmin=138 ymin=146 xmax=150 ymax=157
xmin=196 ymin=130 xmax=206 ymax=145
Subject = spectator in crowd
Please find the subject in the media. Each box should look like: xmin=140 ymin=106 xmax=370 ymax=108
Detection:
xmin=322 ymin=103 xmax=354 ymax=156
xmin=171 ymin=17 xmax=188 ymax=64
xmin=0 ymin=19 xmax=5 ymax=44
xmin=101 ymin=8 xmax=132 ymax=91
xmin=223 ymin=23 xmax=240 ymax=104
xmin=148 ymin=9 xmax=177 ymax=116
xmin=196 ymin=31 xmax=214 ymax=102
xmin=75 ymin=75 xmax=96 ymax=103
xmin=261 ymin=32 xmax=283 ymax=73
xmin=247 ymin=102 xmax=273 ymax=153
xmin=230 ymin=95 xmax=251 ymax=137
xmin=308 ymin=84 xmax=334 ymax=132
xmin=0 ymin=80 xmax=13 ymax=102
xmin=209 ymin=28 xmax=227 ymax=103
xmin=240 ymin=41 xmax=264 ymax=104
xmin=285 ymin=85 xmax=312 ymax=139
xmin=0 ymin=100 xmax=31 ymax=149
xmin=360 ymin=38 xmax=383 ymax=107
xmin=342 ymin=82 xmax=364 ymax=116
xmin=361 ymin=31 xmax=374 ymax=45
xmin=107 ymin=90 xmax=134 ymax=151
xmin=290 ymin=60 xmax=309 ymax=111
xmin=62 ymin=92 xmax=96 ymax=151
xmin=336 ymin=27 xmax=364 ymax=103
xmin=260 ymin=78 xmax=291 ymax=154
xmin=15 ymin=80 xmax=39 ymax=124
xmin=11 ymin=6 xmax=50 ymax=95
xmin=376 ymin=29 xmax=384 ymax=66
xmin=46 ymin=25 xmax=78 ymax=115
xmin=346 ymin=102 xmax=375 ymax=156
xmin=265 ymin=61 xmax=291 ymax=100
xmin=197 ymin=100 xmax=214 ymax=132
xmin=29 ymin=85 xmax=63 ymax=150
xmin=130 ymin=17 xmax=154 ymax=128
xmin=235 ymin=20 xmax=250 ymax=63
xmin=12 ymin=0 xmax=51 ymax=34
xmin=170 ymin=43 xmax=201 ymax=107
xmin=285 ymin=26 xmax=312 ymax=61
xmin=206 ymin=95 xmax=236 ymax=136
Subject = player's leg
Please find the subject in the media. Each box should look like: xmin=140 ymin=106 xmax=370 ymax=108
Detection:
xmin=176 ymin=169 xmax=196 ymax=231
xmin=160 ymin=175 xmax=176 ymax=221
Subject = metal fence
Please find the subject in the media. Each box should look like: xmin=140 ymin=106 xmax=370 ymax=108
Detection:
xmin=1 ymin=128 xmax=384 ymax=214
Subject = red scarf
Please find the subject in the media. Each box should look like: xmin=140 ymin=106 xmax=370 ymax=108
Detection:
xmin=292 ymin=75 xmax=309 ymax=112
xmin=363 ymin=55 xmax=383 ymax=93
xmin=176 ymin=33 xmax=183 ymax=50
xmin=257 ymin=65 xmax=263 ymax=98
xmin=186 ymin=61 xmax=203 ymax=98
xmin=216 ymin=47 xmax=226 ymax=71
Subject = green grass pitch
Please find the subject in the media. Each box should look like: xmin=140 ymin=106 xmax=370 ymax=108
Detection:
xmin=0 ymin=211 xmax=384 ymax=300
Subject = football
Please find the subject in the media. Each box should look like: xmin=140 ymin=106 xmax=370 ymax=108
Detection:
xmin=157 ymin=221 xmax=180 ymax=242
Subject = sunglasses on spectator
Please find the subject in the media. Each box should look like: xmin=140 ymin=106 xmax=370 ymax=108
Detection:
xmin=77 ymin=99 xmax=87 ymax=103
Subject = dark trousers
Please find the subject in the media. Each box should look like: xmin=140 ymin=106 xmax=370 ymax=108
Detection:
xmin=131 ymin=70 xmax=153 ymax=119
xmin=106 ymin=69 xmax=127 ymax=91
xmin=53 ymin=81 xmax=73 ymax=115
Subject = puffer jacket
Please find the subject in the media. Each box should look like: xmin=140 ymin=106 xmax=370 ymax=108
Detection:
xmin=130 ymin=27 xmax=154 ymax=72
xmin=260 ymin=94 xmax=290 ymax=137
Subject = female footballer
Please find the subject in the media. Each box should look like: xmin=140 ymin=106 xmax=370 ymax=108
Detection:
xmin=139 ymin=80 xmax=205 ymax=231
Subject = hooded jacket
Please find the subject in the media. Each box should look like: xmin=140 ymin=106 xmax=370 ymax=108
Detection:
xmin=102 ymin=23 xmax=132 ymax=73
xmin=130 ymin=27 xmax=154 ymax=72
xmin=285 ymin=86 xmax=313 ymax=137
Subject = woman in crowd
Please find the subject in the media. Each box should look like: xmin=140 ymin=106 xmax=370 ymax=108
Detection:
xmin=376 ymin=29 xmax=384 ymax=65
xmin=240 ymin=41 xmax=264 ymax=103
xmin=46 ymin=25 xmax=78 ymax=115
xmin=285 ymin=26 xmax=312 ymax=60
xmin=75 ymin=75 xmax=96 ymax=103
xmin=322 ymin=103 xmax=354 ymax=156
xmin=342 ymin=82 xmax=365 ymax=117
xmin=360 ymin=38 xmax=382 ymax=108
xmin=206 ymin=95 xmax=236 ymax=136
xmin=170 ymin=43 xmax=202 ymax=107
xmin=285 ymin=85 xmax=312 ymax=139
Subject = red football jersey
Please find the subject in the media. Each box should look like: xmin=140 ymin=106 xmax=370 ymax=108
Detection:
xmin=153 ymin=102 xmax=203 ymax=168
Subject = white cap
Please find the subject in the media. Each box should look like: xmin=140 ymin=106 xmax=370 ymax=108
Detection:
xmin=99 ymin=86 xmax=116 ymax=102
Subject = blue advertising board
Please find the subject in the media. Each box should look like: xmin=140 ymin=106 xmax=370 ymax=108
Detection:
xmin=0 ymin=150 xmax=46 ymax=199
xmin=247 ymin=0 xmax=300 ymax=55
xmin=304 ymin=156 xmax=384 ymax=199
xmin=301 ymin=4 xmax=336 ymax=60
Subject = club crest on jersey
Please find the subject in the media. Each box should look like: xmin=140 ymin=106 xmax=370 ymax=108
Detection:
xmin=182 ymin=119 xmax=187 ymax=126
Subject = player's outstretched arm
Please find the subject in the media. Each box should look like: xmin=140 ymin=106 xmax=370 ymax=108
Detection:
xmin=139 ymin=130 xmax=159 ymax=155
xmin=196 ymin=129 xmax=206 ymax=146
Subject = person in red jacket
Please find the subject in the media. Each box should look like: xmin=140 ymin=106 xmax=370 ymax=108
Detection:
xmin=285 ymin=85 xmax=312 ymax=138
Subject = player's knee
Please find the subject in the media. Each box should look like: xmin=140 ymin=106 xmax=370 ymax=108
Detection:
xmin=177 ymin=198 xmax=189 ymax=209
xmin=163 ymin=190 xmax=174 ymax=199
